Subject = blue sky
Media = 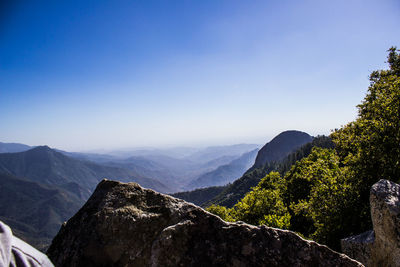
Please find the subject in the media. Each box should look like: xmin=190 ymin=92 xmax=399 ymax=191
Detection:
xmin=1 ymin=0 xmax=399 ymax=151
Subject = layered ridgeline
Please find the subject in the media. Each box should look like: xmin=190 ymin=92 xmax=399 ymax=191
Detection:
xmin=0 ymin=142 xmax=32 ymax=153
xmin=209 ymin=131 xmax=313 ymax=207
xmin=207 ymin=131 xmax=313 ymax=207
xmin=184 ymin=149 xmax=258 ymax=190
xmin=63 ymin=144 xmax=259 ymax=192
xmin=209 ymin=134 xmax=339 ymax=208
xmin=173 ymin=135 xmax=334 ymax=207
xmin=0 ymin=146 xmax=171 ymax=198
xmin=0 ymin=146 xmax=172 ymax=250
xmin=0 ymin=143 xmax=259 ymax=250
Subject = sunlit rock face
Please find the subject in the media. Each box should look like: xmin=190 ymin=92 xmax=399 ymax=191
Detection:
xmin=48 ymin=179 xmax=361 ymax=267
xmin=342 ymin=179 xmax=400 ymax=267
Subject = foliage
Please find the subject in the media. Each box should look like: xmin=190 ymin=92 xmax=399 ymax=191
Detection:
xmin=206 ymin=204 xmax=235 ymax=222
xmin=206 ymin=172 xmax=291 ymax=229
xmin=233 ymin=172 xmax=290 ymax=229
xmin=332 ymin=47 xmax=400 ymax=184
xmin=331 ymin=46 xmax=400 ymax=230
xmin=276 ymin=135 xmax=335 ymax=175
xmin=285 ymin=148 xmax=356 ymax=249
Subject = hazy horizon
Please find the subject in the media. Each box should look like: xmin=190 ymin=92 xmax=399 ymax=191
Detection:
xmin=1 ymin=0 xmax=399 ymax=151
xmin=2 ymin=139 xmax=263 ymax=153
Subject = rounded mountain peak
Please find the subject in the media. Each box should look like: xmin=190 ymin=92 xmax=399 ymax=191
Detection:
xmin=252 ymin=130 xmax=313 ymax=169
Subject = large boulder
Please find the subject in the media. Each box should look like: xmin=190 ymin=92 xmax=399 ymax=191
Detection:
xmin=342 ymin=179 xmax=400 ymax=266
xmin=48 ymin=179 xmax=361 ymax=267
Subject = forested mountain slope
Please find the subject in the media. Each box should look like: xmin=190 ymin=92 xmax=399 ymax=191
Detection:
xmin=207 ymin=131 xmax=313 ymax=207
xmin=251 ymin=130 xmax=313 ymax=170
xmin=0 ymin=173 xmax=84 ymax=251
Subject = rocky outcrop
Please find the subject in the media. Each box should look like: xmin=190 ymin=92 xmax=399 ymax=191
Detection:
xmin=48 ymin=179 xmax=362 ymax=267
xmin=342 ymin=179 xmax=400 ymax=266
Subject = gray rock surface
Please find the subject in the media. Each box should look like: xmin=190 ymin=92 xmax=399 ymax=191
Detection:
xmin=48 ymin=179 xmax=362 ymax=267
xmin=370 ymin=179 xmax=400 ymax=266
xmin=342 ymin=179 xmax=400 ymax=266
xmin=341 ymin=230 xmax=374 ymax=266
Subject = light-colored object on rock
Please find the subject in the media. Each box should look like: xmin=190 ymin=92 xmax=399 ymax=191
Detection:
xmin=0 ymin=221 xmax=54 ymax=267
xmin=48 ymin=179 xmax=362 ymax=267
xmin=342 ymin=179 xmax=400 ymax=266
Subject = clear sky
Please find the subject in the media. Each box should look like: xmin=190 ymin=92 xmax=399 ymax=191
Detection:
xmin=1 ymin=0 xmax=399 ymax=151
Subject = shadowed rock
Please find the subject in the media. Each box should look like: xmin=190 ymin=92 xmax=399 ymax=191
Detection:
xmin=341 ymin=230 xmax=374 ymax=266
xmin=48 ymin=179 xmax=362 ymax=267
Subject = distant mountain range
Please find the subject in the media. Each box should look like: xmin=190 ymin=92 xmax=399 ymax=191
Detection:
xmin=0 ymin=142 xmax=260 ymax=250
xmin=85 ymin=144 xmax=259 ymax=161
xmin=0 ymin=142 xmax=32 ymax=153
xmin=185 ymin=149 xmax=258 ymax=190
xmin=0 ymin=146 xmax=175 ymax=250
xmin=206 ymin=130 xmax=313 ymax=207
xmin=183 ymin=144 xmax=260 ymax=164
xmin=60 ymin=143 xmax=260 ymax=192
xmin=2 ymin=134 xmax=336 ymax=251
xmin=0 ymin=146 xmax=172 ymax=197
xmin=174 ymin=131 xmax=320 ymax=207
xmin=0 ymin=133 xmax=334 ymax=251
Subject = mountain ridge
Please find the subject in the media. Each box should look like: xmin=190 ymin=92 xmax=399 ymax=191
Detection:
xmin=185 ymin=149 xmax=258 ymax=190
xmin=0 ymin=146 xmax=171 ymax=196
xmin=0 ymin=142 xmax=32 ymax=153
xmin=251 ymin=130 xmax=313 ymax=170
xmin=204 ymin=130 xmax=313 ymax=207
xmin=0 ymin=172 xmax=84 ymax=251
